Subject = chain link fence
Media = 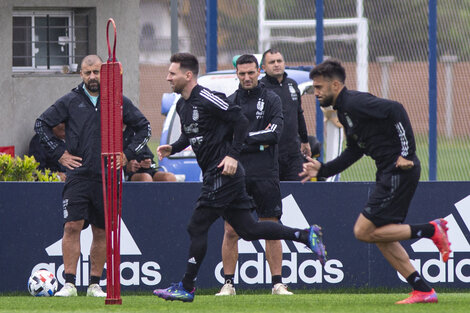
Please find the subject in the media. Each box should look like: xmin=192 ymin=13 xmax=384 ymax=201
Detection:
xmin=139 ymin=0 xmax=469 ymax=181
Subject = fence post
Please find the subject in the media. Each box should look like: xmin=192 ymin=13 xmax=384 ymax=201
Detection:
xmin=377 ymin=56 xmax=395 ymax=99
xmin=441 ymin=55 xmax=458 ymax=139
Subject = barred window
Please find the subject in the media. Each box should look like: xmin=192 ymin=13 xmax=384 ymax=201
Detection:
xmin=12 ymin=9 xmax=93 ymax=72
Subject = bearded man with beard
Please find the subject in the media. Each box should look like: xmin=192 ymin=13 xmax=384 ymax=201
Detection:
xmin=34 ymin=55 xmax=151 ymax=297
xmin=300 ymin=59 xmax=451 ymax=304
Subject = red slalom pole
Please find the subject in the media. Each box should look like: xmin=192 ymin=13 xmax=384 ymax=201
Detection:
xmin=100 ymin=18 xmax=123 ymax=305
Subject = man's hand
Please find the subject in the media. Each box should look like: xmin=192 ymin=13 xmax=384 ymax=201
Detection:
xmin=126 ymin=159 xmax=140 ymax=173
xmin=58 ymin=150 xmax=82 ymax=170
xmin=117 ymin=153 xmax=128 ymax=170
xmin=57 ymin=172 xmax=67 ymax=181
xmin=300 ymin=142 xmax=312 ymax=158
xmin=299 ymin=156 xmax=322 ymax=183
xmin=217 ymin=156 xmax=238 ymax=176
xmin=396 ymin=155 xmax=414 ymax=170
xmin=157 ymin=145 xmax=172 ymax=161
xmin=140 ymin=158 xmax=152 ymax=169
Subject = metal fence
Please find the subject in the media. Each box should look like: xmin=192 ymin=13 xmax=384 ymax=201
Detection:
xmin=138 ymin=0 xmax=469 ymax=181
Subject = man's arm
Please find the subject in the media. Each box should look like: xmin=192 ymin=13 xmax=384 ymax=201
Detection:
xmin=34 ymin=97 xmax=70 ymax=164
xmin=122 ymin=96 xmax=152 ymax=161
xmin=296 ymin=88 xmax=310 ymax=156
xmin=245 ymin=92 xmax=283 ymax=147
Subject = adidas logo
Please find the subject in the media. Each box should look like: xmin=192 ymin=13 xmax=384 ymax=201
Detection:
xmin=45 ymin=219 xmax=141 ymax=259
xmin=214 ymin=194 xmax=344 ymax=285
xmin=188 ymin=257 xmax=197 ymax=264
xmin=32 ymin=219 xmax=162 ymax=287
xmin=411 ymin=195 xmax=470 ymax=255
xmin=399 ymin=195 xmax=470 ymax=283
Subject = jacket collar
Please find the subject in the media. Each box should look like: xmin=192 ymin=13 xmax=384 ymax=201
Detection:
xmin=264 ymin=72 xmax=287 ymax=85
xmin=333 ymin=87 xmax=348 ymax=110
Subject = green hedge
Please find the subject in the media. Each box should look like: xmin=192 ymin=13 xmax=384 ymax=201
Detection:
xmin=0 ymin=154 xmax=60 ymax=182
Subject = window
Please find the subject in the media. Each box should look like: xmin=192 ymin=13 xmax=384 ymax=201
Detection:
xmin=12 ymin=9 xmax=92 ymax=72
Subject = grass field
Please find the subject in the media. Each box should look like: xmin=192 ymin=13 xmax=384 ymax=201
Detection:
xmin=338 ymin=136 xmax=470 ymax=181
xmin=1 ymin=291 xmax=470 ymax=313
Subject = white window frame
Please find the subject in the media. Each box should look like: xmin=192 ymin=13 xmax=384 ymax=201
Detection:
xmin=13 ymin=10 xmax=75 ymax=72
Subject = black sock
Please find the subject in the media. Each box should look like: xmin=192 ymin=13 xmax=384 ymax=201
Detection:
xmin=64 ymin=273 xmax=76 ymax=285
xmin=90 ymin=275 xmax=101 ymax=285
xmin=406 ymin=271 xmax=432 ymax=292
xmin=272 ymin=275 xmax=282 ymax=287
xmin=297 ymin=229 xmax=309 ymax=244
xmin=410 ymin=224 xmax=435 ymax=239
xmin=182 ymin=276 xmax=195 ymax=292
xmin=224 ymin=274 xmax=235 ymax=285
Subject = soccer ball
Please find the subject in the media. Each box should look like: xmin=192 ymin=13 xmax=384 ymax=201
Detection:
xmin=27 ymin=270 xmax=58 ymax=297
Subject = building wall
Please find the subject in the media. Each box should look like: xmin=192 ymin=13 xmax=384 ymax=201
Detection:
xmin=0 ymin=0 xmax=140 ymax=157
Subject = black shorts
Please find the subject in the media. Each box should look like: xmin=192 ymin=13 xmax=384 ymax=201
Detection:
xmin=126 ymin=166 xmax=157 ymax=181
xmin=246 ymin=177 xmax=282 ymax=218
xmin=362 ymin=157 xmax=421 ymax=227
xmin=279 ymin=151 xmax=304 ymax=181
xmin=62 ymin=177 xmax=105 ymax=229
xmin=197 ymin=164 xmax=255 ymax=210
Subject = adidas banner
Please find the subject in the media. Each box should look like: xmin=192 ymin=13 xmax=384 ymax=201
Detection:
xmin=0 ymin=181 xmax=469 ymax=292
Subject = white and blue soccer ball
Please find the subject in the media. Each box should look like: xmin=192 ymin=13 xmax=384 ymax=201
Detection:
xmin=27 ymin=270 xmax=58 ymax=297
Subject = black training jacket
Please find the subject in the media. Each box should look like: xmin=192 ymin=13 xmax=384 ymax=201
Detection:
xmin=170 ymin=84 xmax=249 ymax=174
xmin=35 ymin=83 xmax=151 ymax=181
xmin=229 ymin=83 xmax=283 ymax=178
xmin=318 ymin=87 xmax=417 ymax=178
xmin=260 ymin=73 xmax=308 ymax=156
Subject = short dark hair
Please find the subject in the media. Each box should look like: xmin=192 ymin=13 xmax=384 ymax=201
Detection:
xmin=261 ymin=48 xmax=282 ymax=66
xmin=170 ymin=52 xmax=199 ymax=76
xmin=309 ymin=59 xmax=346 ymax=83
xmin=236 ymin=54 xmax=259 ymax=68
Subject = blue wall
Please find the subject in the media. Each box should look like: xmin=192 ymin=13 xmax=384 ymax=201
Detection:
xmin=1 ymin=181 xmax=469 ymax=293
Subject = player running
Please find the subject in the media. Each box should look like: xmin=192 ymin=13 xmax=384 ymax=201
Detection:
xmin=300 ymin=59 xmax=451 ymax=304
xmin=153 ymin=52 xmax=326 ymax=303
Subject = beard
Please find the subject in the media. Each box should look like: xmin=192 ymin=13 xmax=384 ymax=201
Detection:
xmin=172 ymin=84 xmax=183 ymax=94
xmin=319 ymin=94 xmax=334 ymax=107
xmin=85 ymin=79 xmax=100 ymax=92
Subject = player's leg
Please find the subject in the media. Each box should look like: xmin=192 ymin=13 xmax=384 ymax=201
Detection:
xmin=153 ymin=207 xmax=220 ymax=302
xmin=251 ymin=178 xmax=291 ymax=294
xmin=153 ymin=171 xmax=177 ymax=181
xmin=224 ymin=209 xmax=326 ymax=264
xmin=86 ymin=180 xmax=107 ymax=297
xmin=131 ymin=172 xmax=153 ymax=181
xmin=216 ymin=221 xmax=238 ymax=296
xmin=55 ymin=178 xmax=86 ymax=297
xmin=357 ymin=161 xmax=438 ymax=303
xmin=61 ymin=220 xmax=84 ymax=278
xmin=353 ymin=213 xmax=412 ymax=242
xmin=55 ymin=220 xmax=82 ymax=297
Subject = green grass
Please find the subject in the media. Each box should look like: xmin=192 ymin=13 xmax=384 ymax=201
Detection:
xmin=1 ymin=291 xmax=470 ymax=313
xmin=341 ymin=136 xmax=470 ymax=181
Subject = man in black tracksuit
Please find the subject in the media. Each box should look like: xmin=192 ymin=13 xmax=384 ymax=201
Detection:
xmin=301 ymin=59 xmax=451 ymax=304
xmin=34 ymin=55 xmax=151 ymax=297
xmin=261 ymin=49 xmax=310 ymax=181
xmin=154 ymin=53 xmax=325 ymax=303
xmin=216 ymin=55 xmax=293 ymax=296
xmin=123 ymin=126 xmax=176 ymax=182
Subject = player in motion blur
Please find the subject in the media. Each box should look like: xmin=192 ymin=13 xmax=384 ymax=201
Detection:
xmin=300 ymin=59 xmax=451 ymax=304
xmin=153 ymin=53 xmax=326 ymax=303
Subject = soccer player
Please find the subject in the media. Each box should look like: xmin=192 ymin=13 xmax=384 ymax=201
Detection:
xmin=300 ymin=59 xmax=451 ymax=304
xmin=35 ymin=55 xmax=151 ymax=297
xmin=153 ymin=52 xmax=326 ymax=302
xmin=260 ymin=49 xmax=310 ymax=181
xmin=216 ymin=54 xmax=292 ymax=296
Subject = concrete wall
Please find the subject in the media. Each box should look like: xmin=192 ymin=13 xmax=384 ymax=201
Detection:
xmin=0 ymin=0 xmax=140 ymax=157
